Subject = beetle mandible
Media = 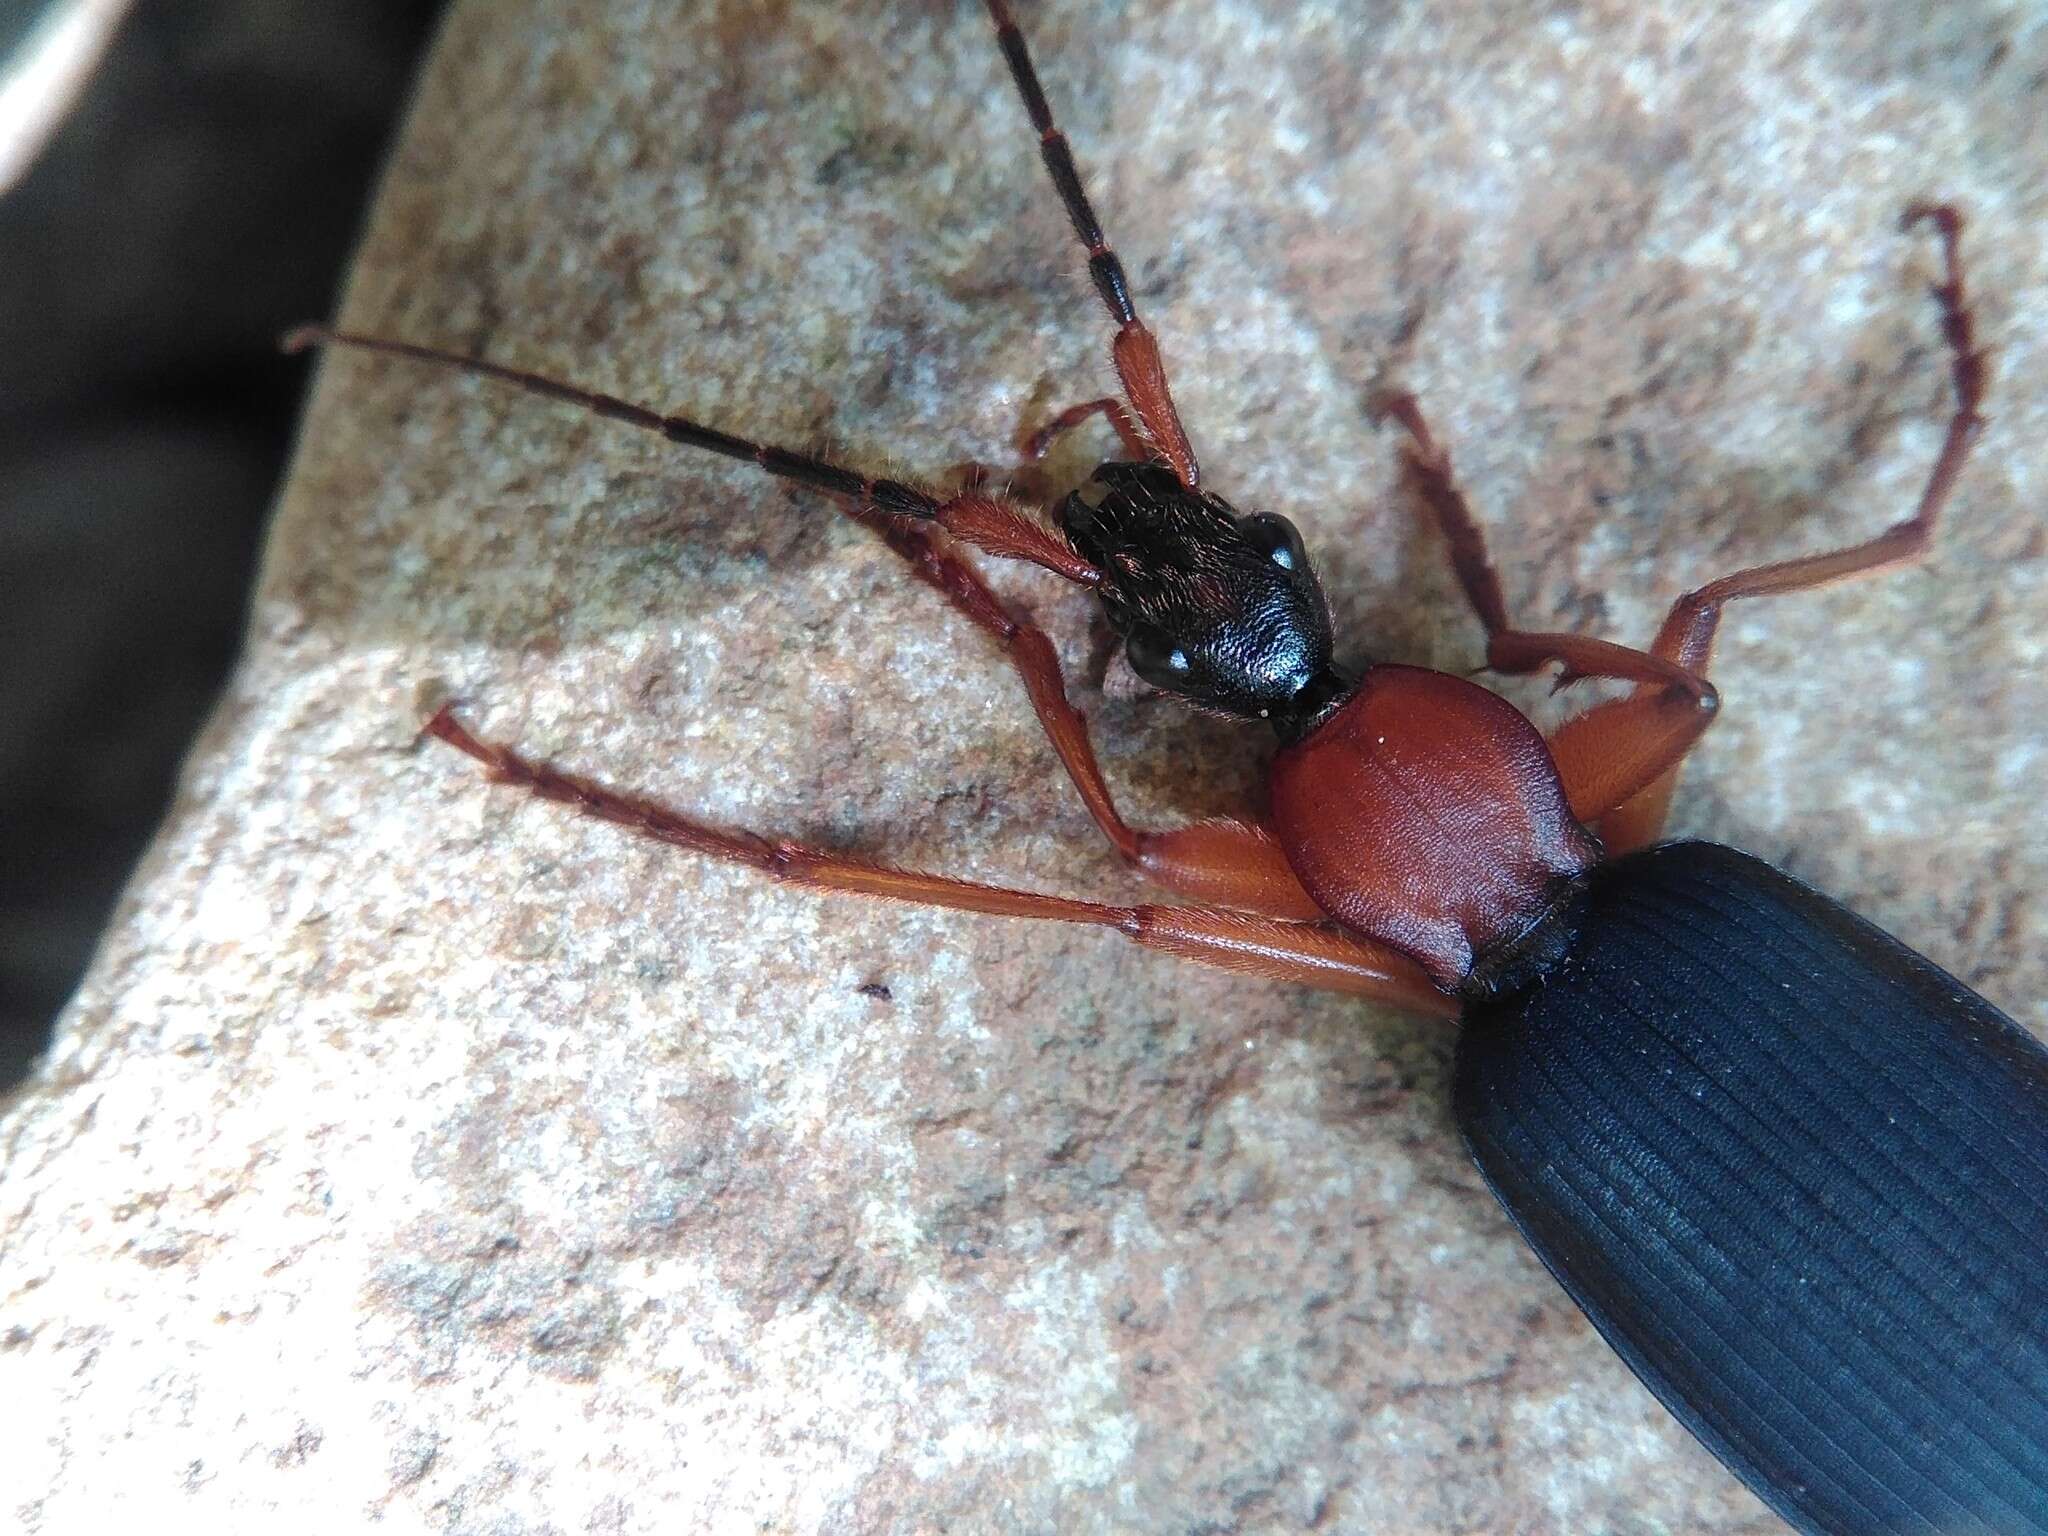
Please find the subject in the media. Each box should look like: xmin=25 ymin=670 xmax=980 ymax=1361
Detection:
xmin=290 ymin=3 xmax=2046 ymax=1531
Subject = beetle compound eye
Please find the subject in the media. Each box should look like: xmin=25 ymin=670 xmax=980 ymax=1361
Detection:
xmin=1241 ymin=513 xmax=1306 ymax=572
xmin=1125 ymin=624 xmax=1194 ymax=689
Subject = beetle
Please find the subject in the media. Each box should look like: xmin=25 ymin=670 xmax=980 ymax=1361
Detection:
xmin=288 ymin=2 xmax=2047 ymax=1531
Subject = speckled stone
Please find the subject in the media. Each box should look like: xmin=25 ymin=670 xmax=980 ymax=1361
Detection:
xmin=6 ymin=2 xmax=2045 ymax=1532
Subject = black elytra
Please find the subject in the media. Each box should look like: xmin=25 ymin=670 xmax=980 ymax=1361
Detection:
xmin=1460 ymin=842 xmax=2048 ymax=1536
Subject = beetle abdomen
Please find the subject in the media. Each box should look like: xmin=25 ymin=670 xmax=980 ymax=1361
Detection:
xmin=1456 ymin=841 xmax=2048 ymax=1535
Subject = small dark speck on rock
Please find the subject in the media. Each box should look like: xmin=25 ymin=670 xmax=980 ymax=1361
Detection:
xmin=857 ymin=981 xmax=893 ymax=1002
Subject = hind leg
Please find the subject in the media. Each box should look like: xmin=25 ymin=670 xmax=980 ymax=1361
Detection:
xmin=1557 ymin=203 xmax=1986 ymax=848
xmin=426 ymin=708 xmax=1448 ymax=1014
xmin=1382 ymin=204 xmax=1987 ymax=845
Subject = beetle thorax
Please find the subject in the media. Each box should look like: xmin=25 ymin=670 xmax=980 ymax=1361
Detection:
xmin=1266 ymin=664 xmax=1600 ymax=992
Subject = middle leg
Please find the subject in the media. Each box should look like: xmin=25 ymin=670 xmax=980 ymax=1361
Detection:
xmin=1376 ymin=388 xmax=1721 ymax=827
xmin=1019 ymin=397 xmax=1150 ymax=464
xmin=1376 ymin=205 xmax=1984 ymax=844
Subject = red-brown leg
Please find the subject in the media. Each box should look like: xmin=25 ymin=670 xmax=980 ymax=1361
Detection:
xmin=426 ymin=708 xmax=1452 ymax=1015
xmin=1372 ymin=390 xmax=1512 ymax=636
xmin=1381 ymin=205 xmax=1985 ymax=846
xmin=1569 ymin=202 xmax=1986 ymax=848
xmin=1374 ymin=390 xmax=1713 ymax=703
xmin=1542 ymin=687 xmax=1721 ymax=832
xmin=1589 ymin=199 xmax=1990 ymax=847
xmin=982 ymin=0 xmax=1201 ymax=487
xmin=1021 ymin=397 xmax=1150 ymax=463
xmin=846 ymin=499 xmax=1326 ymax=920
xmin=1646 ymin=205 xmax=1985 ymax=678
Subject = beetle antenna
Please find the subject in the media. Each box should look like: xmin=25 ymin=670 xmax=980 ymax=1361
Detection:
xmin=980 ymin=0 xmax=1201 ymax=488
xmin=283 ymin=324 xmax=947 ymax=521
xmin=283 ymin=324 xmax=1103 ymax=586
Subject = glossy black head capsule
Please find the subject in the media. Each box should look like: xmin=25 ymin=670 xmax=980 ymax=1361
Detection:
xmin=1060 ymin=461 xmax=1346 ymax=731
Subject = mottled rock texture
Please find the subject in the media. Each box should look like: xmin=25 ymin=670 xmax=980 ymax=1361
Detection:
xmin=6 ymin=1 xmax=2046 ymax=1531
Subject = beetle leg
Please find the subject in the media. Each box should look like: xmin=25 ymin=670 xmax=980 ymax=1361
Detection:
xmin=936 ymin=398 xmax=1146 ymax=509
xmin=1375 ymin=390 xmax=1694 ymax=701
xmin=1373 ymin=388 xmax=1514 ymax=636
xmin=1110 ymin=906 xmax=1453 ymax=1014
xmin=1119 ymin=817 xmax=1328 ymax=921
xmin=1019 ymin=397 xmax=1150 ymax=463
xmin=1569 ymin=203 xmax=1987 ymax=850
xmin=425 ymin=708 xmax=1448 ymax=1015
xmin=1645 ymin=204 xmax=1985 ymax=678
xmin=1540 ymin=684 xmax=1721 ymax=834
xmin=846 ymin=499 xmax=1326 ymax=920
xmin=1386 ymin=205 xmax=1986 ymax=850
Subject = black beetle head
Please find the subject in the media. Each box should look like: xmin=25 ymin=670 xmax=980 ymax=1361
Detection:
xmin=1060 ymin=462 xmax=1340 ymax=726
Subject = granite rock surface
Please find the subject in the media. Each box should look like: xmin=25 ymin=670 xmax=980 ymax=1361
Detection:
xmin=6 ymin=1 xmax=2046 ymax=1531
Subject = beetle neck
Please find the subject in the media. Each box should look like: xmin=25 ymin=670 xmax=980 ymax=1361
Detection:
xmin=1458 ymin=872 xmax=1592 ymax=1002
xmin=1269 ymin=664 xmax=1356 ymax=744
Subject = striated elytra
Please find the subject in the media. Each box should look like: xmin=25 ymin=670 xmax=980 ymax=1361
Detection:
xmin=1461 ymin=842 xmax=2048 ymax=1536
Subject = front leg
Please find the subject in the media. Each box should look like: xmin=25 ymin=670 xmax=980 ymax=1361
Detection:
xmin=851 ymin=498 xmax=1324 ymax=920
xmin=1019 ymin=396 xmax=1151 ymax=463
